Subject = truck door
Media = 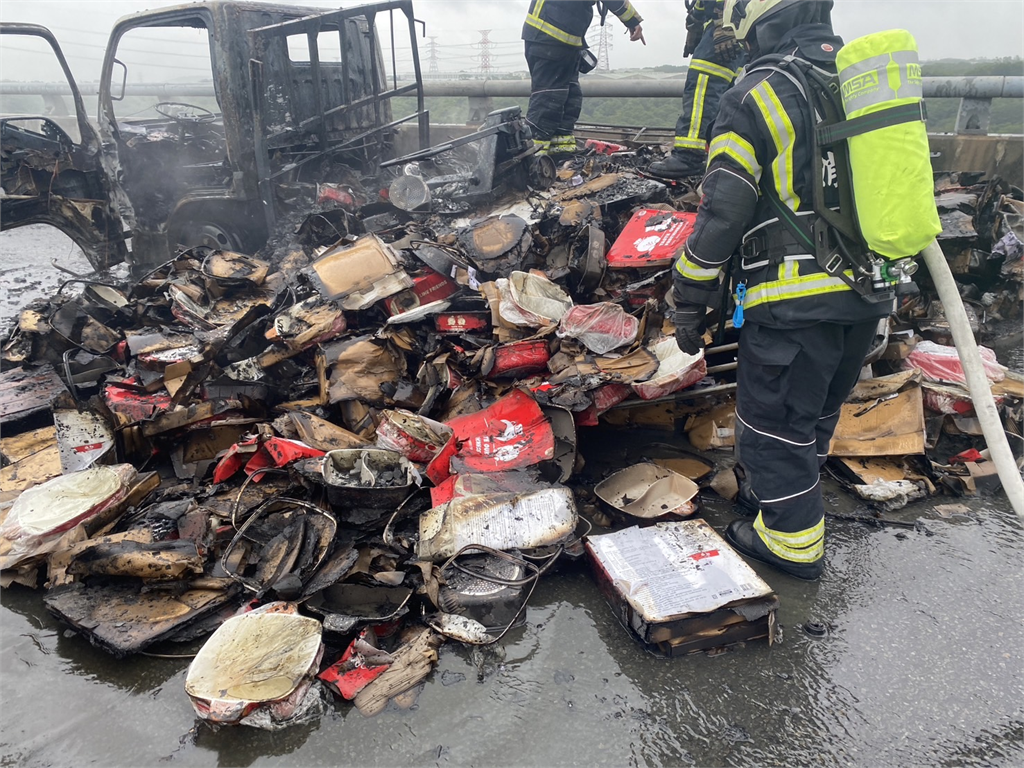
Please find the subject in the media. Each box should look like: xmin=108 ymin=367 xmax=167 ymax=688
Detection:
xmin=0 ymin=24 xmax=129 ymax=272
xmin=247 ymin=0 xmax=429 ymax=231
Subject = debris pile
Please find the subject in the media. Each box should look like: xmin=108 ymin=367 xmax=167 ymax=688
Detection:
xmin=1 ymin=138 xmax=1021 ymax=727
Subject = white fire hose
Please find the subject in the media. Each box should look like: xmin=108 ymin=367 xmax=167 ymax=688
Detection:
xmin=921 ymin=240 xmax=1024 ymax=518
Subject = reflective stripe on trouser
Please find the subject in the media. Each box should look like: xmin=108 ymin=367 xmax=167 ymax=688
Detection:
xmin=525 ymin=43 xmax=583 ymax=140
xmin=674 ymin=21 xmax=747 ymax=154
xmin=735 ymin=320 xmax=880 ymax=565
xmin=549 ymin=134 xmax=577 ymax=149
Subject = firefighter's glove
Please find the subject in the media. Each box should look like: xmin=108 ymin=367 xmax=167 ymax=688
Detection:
xmin=673 ymin=273 xmax=716 ymax=355
xmin=712 ymin=21 xmax=744 ymax=59
xmin=674 ymin=306 xmax=707 ymax=356
xmin=683 ymin=13 xmax=703 ymax=58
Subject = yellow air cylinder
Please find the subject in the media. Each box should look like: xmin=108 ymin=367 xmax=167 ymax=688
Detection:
xmin=836 ymin=29 xmax=941 ymax=259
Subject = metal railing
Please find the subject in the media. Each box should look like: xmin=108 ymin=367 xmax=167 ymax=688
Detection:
xmin=2 ymin=75 xmax=1022 ymax=135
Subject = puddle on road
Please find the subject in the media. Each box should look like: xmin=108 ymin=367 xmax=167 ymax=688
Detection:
xmin=2 ymin=426 xmax=1022 ymax=767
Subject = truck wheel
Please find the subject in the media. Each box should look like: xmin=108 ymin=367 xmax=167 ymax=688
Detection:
xmin=175 ymin=220 xmax=245 ymax=252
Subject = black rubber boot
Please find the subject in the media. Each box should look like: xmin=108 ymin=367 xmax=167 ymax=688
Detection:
xmin=725 ymin=520 xmax=824 ymax=581
xmin=648 ymin=150 xmax=707 ymax=179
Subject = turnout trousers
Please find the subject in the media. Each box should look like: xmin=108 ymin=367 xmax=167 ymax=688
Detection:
xmin=525 ymin=41 xmax=583 ymax=142
xmin=673 ymin=22 xmax=746 ymax=153
xmin=734 ymin=320 xmax=878 ymax=567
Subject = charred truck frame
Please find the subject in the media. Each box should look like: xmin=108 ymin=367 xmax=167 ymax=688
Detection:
xmin=1 ymin=0 xmax=429 ymax=272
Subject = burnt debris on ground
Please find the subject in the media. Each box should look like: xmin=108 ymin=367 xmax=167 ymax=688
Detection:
xmin=1 ymin=132 xmax=1022 ymax=729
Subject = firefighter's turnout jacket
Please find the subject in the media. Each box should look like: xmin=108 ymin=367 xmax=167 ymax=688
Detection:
xmin=674 ymin=23 xmax=889 ymax=329
xmin=674 ymin=0 xmax=746 ymax=154
xmin=673 ymin=20 xmax=891 ymax=573
xmin=523 ymin=0 xmax=642 ymax=48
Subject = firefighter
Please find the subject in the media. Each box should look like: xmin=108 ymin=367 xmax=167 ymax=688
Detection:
xmin=671 ymin=0 xmax=894 ymax=580
xmin=522 ymin=1 xmax=645 ymax=156
xmin=648 ymin=1 xmax=747 ymax=179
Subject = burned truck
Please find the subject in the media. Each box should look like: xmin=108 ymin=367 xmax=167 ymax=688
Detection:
xmin=1 ymin=0 xmax=429 ymax=272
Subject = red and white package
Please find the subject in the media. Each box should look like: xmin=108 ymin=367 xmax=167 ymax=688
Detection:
xmin=557 ymin=302 xmax=639 ymax=354
xmin=904 ymin=341 xmax=1006 ymax=386
xmin=606 ymin=209 xmax=697 ymax=268
xmin=632 ymin=338 xmax=707 ymax=401
xmin=426 ymin=389 xmax=554 ymax=485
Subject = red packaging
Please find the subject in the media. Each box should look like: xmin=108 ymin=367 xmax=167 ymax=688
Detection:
xmin=435 ymin=312 xmax=491 ymax=334
xmin=426 ymin=389 xmax=555 ymax=484
xmin=318 ymin=629 xmax=390 ymax=700
xmin=213 ymin=437 xmax=325 ymax=484
xmin=317 ymin=183 xmax=357 ymax=210
xmin=383 ymin=270 xmax=460 ymax=316
xmin=606 ymin=209 xmax=697 ymax=268
xmin=375 ymin=410 xmax=453 ymax=463
xmin=584 ymin=139 xmax=627 ymax=155
xmin=904 ymin=340 xmax=1006 ymax=386
xmin=103 ymin=382 xmax=173 ymax=423
xmin=575 ymin=383 xmax=633 ymax=427
xmin=484 ymin=339 xmax=551 ymax=380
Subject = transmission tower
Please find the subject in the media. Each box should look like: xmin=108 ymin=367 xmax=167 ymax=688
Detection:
xmin=426 ymin=36 xmax=440 ymax=78
xmin=476 ymin=30 xmax=493 ymax=75
xmin=596 ymin=24 xmax=613 ymax=71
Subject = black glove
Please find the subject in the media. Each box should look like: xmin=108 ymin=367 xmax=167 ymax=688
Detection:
xmin=682 ymin=12 xmax=703 ymax=58
xmin=672 ymin=270 xmax=716 ymax=355
xmin=712 ymin=20 xmax=744 ymax=59
xmin=674 ymin=304 xmax=707 ymax=355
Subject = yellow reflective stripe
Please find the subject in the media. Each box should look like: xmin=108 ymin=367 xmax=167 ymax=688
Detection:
xmin=707 ymin=131 xmax=762 ymax=183
xmin=688 ymin=74 xmax=709 ymax=144
xmin=691 ymin=58 xmax=738 ymax=82
xmin=675 ymin=253 xmax=720 ymax=282
xmin=754 ymin=513 xmax=824 ymax=562
xmin=744 ymin=270 xmax=854 ymax=310
xmin=617 ymin=1 xmax=638 ymax=23
xmin=779 ymin=260 xmax=800 ymax=280
xmin=674 ymin=136 xmax=707 ymax=151
xmin=750 ymin=80 xmax=801 ymax=212
xmin=525 ymin=13 xmax=583 ymax=46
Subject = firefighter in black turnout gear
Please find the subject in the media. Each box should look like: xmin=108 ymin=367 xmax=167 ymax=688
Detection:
xmin=523 ymin=1 xmax=645 ymax=156
xmin=649 ymin=0 xmax=748 ymax=179
xmin=672 ymin=0 xmax=894 ymax=580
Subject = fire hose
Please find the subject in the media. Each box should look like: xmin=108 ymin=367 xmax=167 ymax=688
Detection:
xmin=921 ymin=239 xmax=1024 ymax=519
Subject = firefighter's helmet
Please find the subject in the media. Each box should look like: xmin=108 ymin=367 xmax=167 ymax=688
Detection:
xmin=722 ymin=0 xmax=804 ymax=40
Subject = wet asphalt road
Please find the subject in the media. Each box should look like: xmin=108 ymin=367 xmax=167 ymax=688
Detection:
xmin=1 ymin=226 xmax=1023 ymax=767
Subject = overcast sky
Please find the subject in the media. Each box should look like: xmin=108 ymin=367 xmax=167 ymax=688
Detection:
xmin=1 ymin=0 xmax=1022 ymax=84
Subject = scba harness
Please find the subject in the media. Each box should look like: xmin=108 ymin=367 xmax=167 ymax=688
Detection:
xmin=744 ymin=30 xmax=940 ymax=305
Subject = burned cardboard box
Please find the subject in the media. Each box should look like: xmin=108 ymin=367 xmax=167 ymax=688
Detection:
xmin=304 ymin=234 xmax=413 ymax=310
xmin=586 ymin=520 xmax=779 ymax=656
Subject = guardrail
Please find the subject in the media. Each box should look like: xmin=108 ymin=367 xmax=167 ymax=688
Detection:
xmin=3 ymin=75 xmax=1022 ymax=135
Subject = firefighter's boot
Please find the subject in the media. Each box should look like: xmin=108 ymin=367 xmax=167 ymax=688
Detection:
xmin=725 ymin=520 xmax=824 ymax=581
xmin=648 ymin=149 xmax=706 ymax=179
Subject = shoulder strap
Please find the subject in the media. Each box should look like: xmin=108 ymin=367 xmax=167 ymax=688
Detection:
xmin=752 ymin=57 xmax=893 ymax=303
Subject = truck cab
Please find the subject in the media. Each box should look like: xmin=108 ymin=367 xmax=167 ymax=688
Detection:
xmin=1 ymin=0 xmax=427 ymax=272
